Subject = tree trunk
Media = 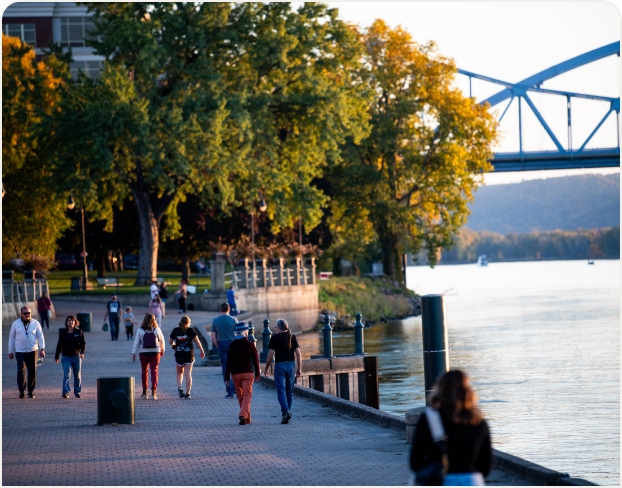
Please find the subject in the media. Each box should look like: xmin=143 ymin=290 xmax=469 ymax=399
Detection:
xmin=96 ymin=252 xmax=106 ymax=278
xmin=379 ymin=231 xmax=405 ymax=287
xmin=180 ymin=241 xmax=190 ymax=282
xmin=132 ymin=188 xmax=160 ymax=286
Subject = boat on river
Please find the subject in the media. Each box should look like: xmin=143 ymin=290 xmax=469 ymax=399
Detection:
xmin=476 ymin=254 xmax=488 ymax=266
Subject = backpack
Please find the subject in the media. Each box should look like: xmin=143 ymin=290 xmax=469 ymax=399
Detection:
xmin=142 ymin=328 xmax=158 ymax=348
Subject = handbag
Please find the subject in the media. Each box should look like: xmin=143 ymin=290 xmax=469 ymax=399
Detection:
xmin=414 ymin=407 xmax=449 ymax=486
xmin=102 ymin=322 xmax=109 ymax=332
xmin=47 ymin=310 xmax=52 ymax=318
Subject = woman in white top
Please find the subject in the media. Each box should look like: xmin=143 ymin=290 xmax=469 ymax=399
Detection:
xmin=132 ymin=314 xmax=165 ymax=400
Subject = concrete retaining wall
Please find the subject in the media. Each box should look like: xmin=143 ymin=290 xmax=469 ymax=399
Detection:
xmin=200 ymin=284 xmax=319 ymax=332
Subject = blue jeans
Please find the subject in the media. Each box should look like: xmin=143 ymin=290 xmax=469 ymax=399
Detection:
xmin=274 ymin=362 xmax=296 ymax=415
xmin=39 ymin=312 xmax=50 ymax=329
xmin=62 ymin=356 xmax=82 ymax=395
xmin=109 ymin=315 xmax=120 ymax=339
xmin=443 ymin=473 xmax=485 ymax=486
xmin=218 ymin=341 xmax=236 ymax=396
xmin=228 ymin=301 xmax=237 ymax=315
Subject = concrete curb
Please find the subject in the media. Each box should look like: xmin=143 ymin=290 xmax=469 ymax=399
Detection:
xmin=257 ymin=378 xmax=598 ymax=486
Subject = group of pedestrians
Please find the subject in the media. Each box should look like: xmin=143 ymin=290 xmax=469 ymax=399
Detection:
xmin=8 ymin=299 xmax=492 ymax=486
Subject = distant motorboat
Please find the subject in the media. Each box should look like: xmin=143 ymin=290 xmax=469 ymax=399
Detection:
xmin=588 ymin=259 xmax=595 ymax=265
xmin=476 ymin=254 xmax=488 ymax=267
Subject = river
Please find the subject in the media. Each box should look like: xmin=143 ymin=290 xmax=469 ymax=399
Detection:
xmin=296 ymin=260 xmax=620 ymax=485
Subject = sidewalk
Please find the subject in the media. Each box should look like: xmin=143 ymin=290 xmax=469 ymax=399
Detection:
xmin=2 ymin=301 xmax=532 ymax=486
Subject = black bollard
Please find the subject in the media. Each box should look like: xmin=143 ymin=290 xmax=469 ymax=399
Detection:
xmin=421 ymin=294 xmax=449 ymax=404
xmin=248 ymin=322 xmax=257 ymax=349
xmin=260 ymin=319 xmax=271 ymax=362
xmin=322 ymin=315 xmax=333 ymax=358
xmin=354 ymin=313 xmax=364 ymax=354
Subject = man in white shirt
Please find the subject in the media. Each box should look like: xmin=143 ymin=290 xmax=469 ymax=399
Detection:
xmin=8 ymin=307 xmax=45 ymax=398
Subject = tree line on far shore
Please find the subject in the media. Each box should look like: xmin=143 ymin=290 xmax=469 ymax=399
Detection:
xmin=439 ymin=226 xmax=620 ymax=264
xmin=3 ymin=3 xmax=499 ymax=287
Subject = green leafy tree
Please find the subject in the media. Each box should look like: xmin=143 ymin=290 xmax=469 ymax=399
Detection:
xmin=2 ymin=34 xmax=72 ymax=264
xmin=328 ymin=20 xmax=498 ymax=285
xmin=46 ymin=2 xmax=368 ymax=284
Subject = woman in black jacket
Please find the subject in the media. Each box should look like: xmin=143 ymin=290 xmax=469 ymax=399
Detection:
xmin=55 ymin=315 xmax=86 ymax=399
xmin=410 ymin=369 xmax=492 ymax=486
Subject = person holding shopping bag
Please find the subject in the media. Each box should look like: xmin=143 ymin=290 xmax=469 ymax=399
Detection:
xmin=132 ymin=313 xmax=165 ymax=400
xmin=55 ymin=315 xmax=86 ymax=399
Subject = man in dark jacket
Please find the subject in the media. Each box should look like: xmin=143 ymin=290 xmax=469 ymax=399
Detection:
xmin=225 ymin=322 xmax=260 ymax=425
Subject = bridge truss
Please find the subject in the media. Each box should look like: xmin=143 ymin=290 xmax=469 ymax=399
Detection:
xmin=458 ymin=42 xmax=620 ymax=172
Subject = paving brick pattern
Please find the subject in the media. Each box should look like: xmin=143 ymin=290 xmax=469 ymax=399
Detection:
xmin=3 ymin=301 xmax=530 ymax=486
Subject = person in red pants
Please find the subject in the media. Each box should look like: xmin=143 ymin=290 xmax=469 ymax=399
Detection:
xmin=225 ymin=322 xmax=260 ymax=425
xmin=132 ymin=314 xmax=165 ymax=399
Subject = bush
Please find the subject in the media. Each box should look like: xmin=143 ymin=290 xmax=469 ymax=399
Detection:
xmin=319 ymin=276 xmax=416 ymax=322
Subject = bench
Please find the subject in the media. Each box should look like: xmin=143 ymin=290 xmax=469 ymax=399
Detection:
xmin=96 ymin=278 xmax=124 ymax=289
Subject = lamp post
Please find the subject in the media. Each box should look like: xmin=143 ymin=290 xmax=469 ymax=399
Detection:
xmin=250 ymin=192 xmax=267 ymax=288
xmin=67 ymin=195 xmax=88 ymax=289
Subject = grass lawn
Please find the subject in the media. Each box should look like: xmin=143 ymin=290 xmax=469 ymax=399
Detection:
xmin=39 ymin=270 xmax=212 ymax=296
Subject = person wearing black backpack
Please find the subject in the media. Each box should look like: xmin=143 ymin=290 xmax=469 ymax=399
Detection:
xmin=410 ymin=370 xmax=492 ymax=486
xmin=132 ymin=314 xmax=165 ymax=400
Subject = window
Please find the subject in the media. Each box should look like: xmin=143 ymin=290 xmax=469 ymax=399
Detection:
xmin=3 ymin=24 xmax=36 ymax=46
xmin=60 ymin=17 xmax=99 ymax=48
xmin=70 ymin=61 xmax=103 ymax=81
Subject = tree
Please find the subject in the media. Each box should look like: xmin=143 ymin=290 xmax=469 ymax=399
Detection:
xmin=328 ymin=20 xmax=498 ymax=285
xmin=2 ymin=34 xmax=72 ymax=264
xmin=46 ymin=2 xmax=368 ymax=284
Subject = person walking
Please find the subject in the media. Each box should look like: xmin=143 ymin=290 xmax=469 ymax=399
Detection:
xmin=169 ymin=316 xmax=205 ymax=399
xmin=8 ymin=307 xmax=45 ymax=398
xmin=264 ymin=319 xmax=302 ymax=424
xmin=123 ymin=307 xmax=137 ymax=340
xmin=159 ymin=282 xmax=168 ymax=317
xmin=36 ymin=292 xmax=53 ymax=330
xmin=55 ymin=315 xmax=86 ymax=399
xmin=410 ymin=369 xmax=492 ymax=486
xmin=211 ymin=303 xmax=237 ymax=398
xmin=132 ymin=313 xmax=165 ymax=400
xmin=226 ymin=285 xmax=238 ymax=315
xmin=103 ymin=294 xmax=122 ymax=340
xmin=150 ymin=280 xmax=159 ymax=300
xmin=175 ymin=280 xmax=187 ymax=314
xmin=225 ymin=322 xmax=260 ymax=425
xmin=149 ymin=295 xmax=164 ymax=327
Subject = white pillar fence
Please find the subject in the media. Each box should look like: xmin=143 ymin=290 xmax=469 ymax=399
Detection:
xmin=221 ymin=257 xmax=316 ymax=290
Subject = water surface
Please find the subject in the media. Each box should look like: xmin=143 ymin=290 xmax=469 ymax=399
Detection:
xmin=297 ymin=260 xmax=620 ymax=485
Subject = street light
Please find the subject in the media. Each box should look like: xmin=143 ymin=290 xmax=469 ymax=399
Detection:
xmin=67 ymin=195 xmax=88 ymax=289
xmin=251 ymin=192 xmax=267 ymax=288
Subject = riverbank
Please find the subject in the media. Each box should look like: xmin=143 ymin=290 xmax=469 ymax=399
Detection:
xmin=316 ymin=276 xmax=421 ymax=330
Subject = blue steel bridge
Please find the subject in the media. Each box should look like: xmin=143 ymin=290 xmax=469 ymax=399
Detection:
xmin=458 ymin=42 xmax=620 ymax=172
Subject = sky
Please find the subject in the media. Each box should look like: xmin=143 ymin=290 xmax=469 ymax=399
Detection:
xmin=322 ymin=1 xmax=621 ymax=185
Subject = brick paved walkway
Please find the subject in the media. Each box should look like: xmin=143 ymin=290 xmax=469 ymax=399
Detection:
xmin=3 ymin=300 xmax=531 ymax=486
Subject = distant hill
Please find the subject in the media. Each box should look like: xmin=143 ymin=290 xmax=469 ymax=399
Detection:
xmin=466 ymin=174 xmax=620 ymax=234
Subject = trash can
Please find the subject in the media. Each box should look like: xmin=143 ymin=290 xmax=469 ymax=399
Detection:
xmin=71 ymin=276 xmax=82 ymax=292
xmin=77 ymin=312 xmax=92 ymax=332
xmin=97 ymin=377 xmax=135 ymax=425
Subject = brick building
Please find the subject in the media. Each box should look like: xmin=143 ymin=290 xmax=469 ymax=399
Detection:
xmin=2 ymin=2 xmax=104 ymax=79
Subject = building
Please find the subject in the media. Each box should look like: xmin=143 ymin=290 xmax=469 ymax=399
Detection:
xmin=2 ymin=2 xmax=104 ymax=79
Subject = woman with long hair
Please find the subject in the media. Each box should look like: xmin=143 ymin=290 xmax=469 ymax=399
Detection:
xmin=55 ymin=315 xmax=86 ymax=399
xmin=132 ymin=313 xmax=165 ymax=400
xmin=263 ymin=318 xmax=302 ymax=424
xmin=148 ymin=294 xmax=163 ymax=326
xmin=169 ymin=316 xmax=205 ymax=399
xmin=410 ymin=369 xmax=492 ymax=486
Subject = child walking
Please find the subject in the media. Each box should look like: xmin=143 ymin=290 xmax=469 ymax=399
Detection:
xmin=124 ymin=307 xmax=137 ymax=340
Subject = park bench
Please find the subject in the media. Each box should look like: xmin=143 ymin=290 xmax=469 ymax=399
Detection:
xmin=96 ymin=278 xmax=123 ymax=289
